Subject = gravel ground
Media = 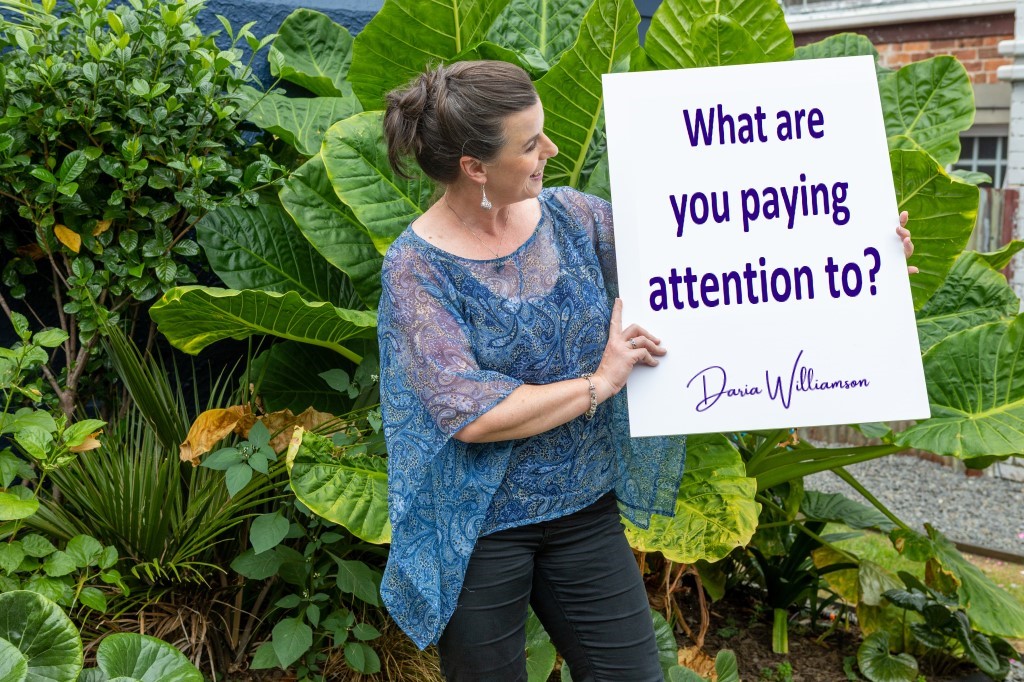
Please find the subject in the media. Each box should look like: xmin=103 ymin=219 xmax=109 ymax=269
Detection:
xmin=804 ymin=454 xmax=1024 ymax=555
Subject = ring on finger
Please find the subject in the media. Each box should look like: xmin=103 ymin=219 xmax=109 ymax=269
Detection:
xmin=629 ymin=338 xmax=637 ymax=350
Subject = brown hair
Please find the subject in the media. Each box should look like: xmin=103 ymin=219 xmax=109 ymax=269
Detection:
xmin=383 ymin=61 xmax=538 ymax=183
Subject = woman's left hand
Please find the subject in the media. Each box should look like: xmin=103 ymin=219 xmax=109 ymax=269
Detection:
xmin=898 ymin=211 xmax=919 ymax=274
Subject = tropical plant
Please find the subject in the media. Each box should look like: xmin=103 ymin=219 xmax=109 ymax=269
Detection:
xmin=145 ymin=0 xmax=1024 ymax=673
xmin=0 ymin=0 xmax=282 ymax=416
xmin=0 ymin=314 xmax=131 ymax=621
xmin=862 ymin=571 xmax=1020 ymax=681
xmin=0 ymin=590 xmax=203 ymax=682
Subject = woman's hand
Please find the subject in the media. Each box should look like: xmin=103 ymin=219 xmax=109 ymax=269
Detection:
xmin=898 ymin=211 xmax=918 ymax=275
xmin=591 ymin=298 xmax=666 ymax=401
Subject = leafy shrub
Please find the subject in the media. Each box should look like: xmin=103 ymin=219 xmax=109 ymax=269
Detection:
xmin=0 ymin=0 xmax=281 ymax=415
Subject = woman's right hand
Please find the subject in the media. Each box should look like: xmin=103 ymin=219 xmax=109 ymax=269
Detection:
xmin=591 ymin=298 xmax=666 ymax=401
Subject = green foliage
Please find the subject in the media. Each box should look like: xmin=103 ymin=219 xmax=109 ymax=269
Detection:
xmin=915 ymin=252 xmax=1019 ymax=353
xmin=149 ymin=286 xmax=377 ymax=363
xmin=524 ymin=608 xmax=556 ymax=681
xmin=486 ymin=0 xmax=589 ymax=67
xmin=235 ymin=499 xmax=385 ymax=677
xmin=624 ymin=433 xmax=759 ymax=564
xmin=0 ymin=591 xmax=202 ymax=682
xmin=891 ymin=150 xmax=979 ymax=309
xmin=0 ymin=0 xmax=276 ymax=321
xmin=347 ymin=0 xmax=512 ymax=109
xmin=878 ymin=57 xmax=974 ymax=167
xmin=896 ymin=314 xmax=1024 ymax=459
xmin=0 ymin=0 xmax=281 ymax=415
xmin=533 ymin=0 xmax=639 ymax=189
xmin=143 ymin=1 xmax=1022 ymax=675
xmin=878 ymin=573 xmax=1018 ymax=681
xmin=90 ymin=633 xmax=203 ymax=681
xmin=286 ymin=419 xmax=389 ymax=545
xmin=195 ymin=203 xmax=352 ymax=304
xmin=0 ymin=590 xmax=82 ymax=681
xmin=858 ymin=632 xmax=921 ymax=682
xmin=645 ymin=0 xmax=793 ymax=69
xmin=278 ymin=154 xmax=383 ymax=308
xmin=268 ymin=9 xmax=355 ymax=97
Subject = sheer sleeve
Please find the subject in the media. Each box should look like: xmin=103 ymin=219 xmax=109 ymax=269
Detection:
xmin=553 ymin=188 xmax=619 ymax=299
xmin=548 ymin=187 xmax=686 ymax=530
xmin=377 ymin=239 xmax=522 ymax=649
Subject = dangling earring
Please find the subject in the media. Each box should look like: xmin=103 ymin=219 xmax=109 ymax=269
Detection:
xmin=480 ymin=184 xmax=492 ymax=211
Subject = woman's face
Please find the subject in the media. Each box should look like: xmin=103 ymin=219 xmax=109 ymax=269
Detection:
xmin=485 ymin=100 xmax=558 ymax=204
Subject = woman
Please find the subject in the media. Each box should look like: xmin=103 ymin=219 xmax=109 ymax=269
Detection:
xmin=378 ymin=61 xmax=915 ymax=680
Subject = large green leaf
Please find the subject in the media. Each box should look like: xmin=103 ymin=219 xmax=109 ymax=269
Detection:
xmin=196 ymin=203 xmax=347 ymax=303
xmin=0 ymin=591 xmax=82 ymax=682
xmin=0 ymin=638 xmax=27 ymax=682
xmin=915 ymin=252 xmax=1019 ymax=353
xmin=486 ymin=0 xmax=591 ymax=66
xmin=624 ymin=434 xmax=759 ymax=564
xmin=268 ymin=9 xmax=353 ymax=96
xmin=348 ymin=0 xmax=512 ymax=109
xmin=800 ymin=491 xmax=895 ymax=532
xmin=245 ymin=94 xmax=362 ymax=156
xmin=91 ymin=634 xmax=201 ymax=682
xmin=286 ymin=428 xmax=390 ymax=544
xmin=450 ymin=40 xmax=550 ymax=80
xmin=250 ymin=342 xmax=353 ymax=415
xmin=645 ymin=0 xmax=793 ymax=70
xmin=0 ymin=489 xmax=38 ymax=521
xmin=534 ymin=0 xmax=638 ymax=189
xmin=150 ymin=287 xmax=377 ymax=364
xmin=279 ymin=154 xmax=383 ymax=309
xmin=792 ymin=32 xmax=891 ymax=77
xmin=583 ymin=153 xmax=611 ymax=201
xmin=891 ymin=150 xmax=979 ymax=310
xmin=897 ymin=315 xmax=1024 ymax=458
xmin=978 ymin=240 xmax=1024 ymax=271
xmin=907 ymin=527 xmax=1024 ymax=638
xmin=524 ymin=609 xmax=555 ymax=682
xmin=879 ymin=57 xmax=974 ymax=167
xmin=857 ymin=632 xmax=919 ymax=682
xmin=321 ymin=112 xmax=434 ymax=254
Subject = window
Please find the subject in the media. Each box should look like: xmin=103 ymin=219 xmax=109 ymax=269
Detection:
xmin=953 ymin=135 xmax=1007 ymax=187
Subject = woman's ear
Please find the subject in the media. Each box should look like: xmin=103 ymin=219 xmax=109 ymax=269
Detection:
xmin=459 ymin=155 xmax=488 ymax=185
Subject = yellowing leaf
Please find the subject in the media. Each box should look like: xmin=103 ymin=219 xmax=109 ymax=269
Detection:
xmin=677 ymin=646 xmax=715 ymax=678
xmin=54 ymin=225 xmax=81 ymax=253
xmin=180 ymin=405 xmax=249 ymax=465
xmin=92 ymin=219 xmax=112 ymax=236
xmin=69 ymin=433 xmax=102 ymax=452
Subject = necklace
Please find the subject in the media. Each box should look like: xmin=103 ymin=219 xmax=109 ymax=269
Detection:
xmin=444 ymin=195 xmax=511 ymax=270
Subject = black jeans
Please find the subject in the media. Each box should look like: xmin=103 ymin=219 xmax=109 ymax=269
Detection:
xmin=437 ymin=493 xmax=662 ymax=682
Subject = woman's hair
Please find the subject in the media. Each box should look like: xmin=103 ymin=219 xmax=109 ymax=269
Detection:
xmin=383 ymin=61 xmax=538 ymax=183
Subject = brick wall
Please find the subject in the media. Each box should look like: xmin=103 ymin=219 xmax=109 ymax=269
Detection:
xmin=794 ymin=13 xmax=1013 ymax=85
xmin=874 ymin=36 xmax=1009 ymax=84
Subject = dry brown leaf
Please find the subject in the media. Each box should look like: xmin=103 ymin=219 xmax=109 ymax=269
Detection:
xmin=15 ymin=243 xmax=46 ymax=260
xmin=238 ymin=407 xmax=338 ymax=453
xmin=69 ymin=433 xmax=102 ymax=453
xmin=180 ymin=405 xmax=249 ymax=465
xmin=54 ymin=224 xmax=81 ymax=253
xmin=677 ymin=646 xmax=716 ymax=679
xmin=92 ymin=219 xmax=112 ymax=236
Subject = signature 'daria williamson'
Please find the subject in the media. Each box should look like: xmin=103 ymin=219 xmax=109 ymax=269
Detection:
xmin=686 ymin=350 xmax=869 ymax=413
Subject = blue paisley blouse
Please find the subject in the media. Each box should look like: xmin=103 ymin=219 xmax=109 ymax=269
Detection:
xmin=378 ymin=186 xmax=687 ymax=649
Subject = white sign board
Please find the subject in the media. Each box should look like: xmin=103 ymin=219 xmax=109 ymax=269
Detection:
xmin=602 ymin=56 xmax=930 ymax=437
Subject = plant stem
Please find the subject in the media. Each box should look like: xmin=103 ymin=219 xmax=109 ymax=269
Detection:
xmin=833 ymin=466 xmax=911 ymax=531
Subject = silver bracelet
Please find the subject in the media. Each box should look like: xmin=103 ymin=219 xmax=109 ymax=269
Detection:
xmin=581 ymin=373 xmax=597 ymax=420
